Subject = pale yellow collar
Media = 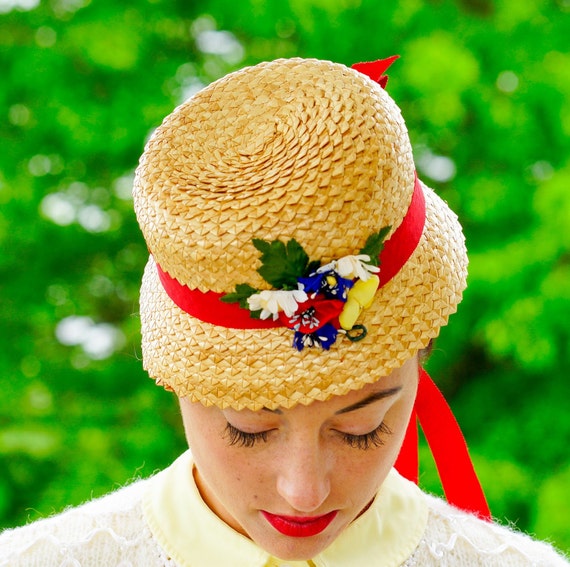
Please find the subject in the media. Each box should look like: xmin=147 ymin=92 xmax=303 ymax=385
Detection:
xmin=143 ymin=451 xmax=428 ymax=567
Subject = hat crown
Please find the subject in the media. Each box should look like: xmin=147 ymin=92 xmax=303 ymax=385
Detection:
xmin=134 ymin=58 xmax=415 ymax=292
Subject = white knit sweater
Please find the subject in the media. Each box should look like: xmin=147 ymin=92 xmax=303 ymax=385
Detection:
xmin=0 ymin=470 xmax=567 ymax=566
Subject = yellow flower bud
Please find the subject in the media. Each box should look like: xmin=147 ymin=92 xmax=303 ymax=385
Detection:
xmin=338 ymin=275 xmax=380 ymax=331
xmin=349 ymin=275 xmax=380 ymax=309
xmin=339 ymin=297 xmax=362 ymax=330
xmin=338 ymin=274 xmax=380 ymax=331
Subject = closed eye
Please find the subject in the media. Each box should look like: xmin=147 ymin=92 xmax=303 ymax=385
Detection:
xmin=338 ymin=422 xmax=392 ymax=450
xmin=224 ymin=421 xmax=392 ymax=450
xmin=224 ymin=422 xmax=272 ymax=447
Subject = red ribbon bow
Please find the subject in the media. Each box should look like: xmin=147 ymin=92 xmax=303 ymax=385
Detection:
xmin=351 ymin=55 xmax=400 ymax=88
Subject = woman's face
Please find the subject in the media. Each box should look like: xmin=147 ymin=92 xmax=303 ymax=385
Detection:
xmin=179 ymin=357 xmax=418 ymax=561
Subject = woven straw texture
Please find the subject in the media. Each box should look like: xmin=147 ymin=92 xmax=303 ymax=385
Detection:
xmin=134 ymin=58 xmax=468 ymax=410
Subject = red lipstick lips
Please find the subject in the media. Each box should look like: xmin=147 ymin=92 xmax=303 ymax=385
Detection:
xmin=261 ymin=510 xmax=338 ymax=537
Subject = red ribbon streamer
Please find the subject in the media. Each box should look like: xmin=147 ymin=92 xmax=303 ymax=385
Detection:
xmin=395 ymin=368 xmax=491 ymax=521
xmin=156 ymin=174 xmax=425 ymax=327
xmin=353 ymin=55 xmax=489 ymax=519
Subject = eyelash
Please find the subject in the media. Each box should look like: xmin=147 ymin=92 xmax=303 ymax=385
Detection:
xmin=224 ymin=423 xmax=271 ymax=447
xmin=339 ymin=422 xmax=392 ymax=450
xmin=224 ymin=422 xmax=392 ymax=450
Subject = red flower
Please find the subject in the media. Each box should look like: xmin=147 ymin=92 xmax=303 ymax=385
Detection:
xmin=278 ymin=297 xmax=345 ymax=334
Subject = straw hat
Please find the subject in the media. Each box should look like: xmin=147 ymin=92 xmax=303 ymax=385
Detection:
xmin=133 ymin=57 xmax=467 ymax=411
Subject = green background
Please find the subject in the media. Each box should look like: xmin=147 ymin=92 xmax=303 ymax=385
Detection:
xmin=1 ymin=0 xmax=569 ymax=555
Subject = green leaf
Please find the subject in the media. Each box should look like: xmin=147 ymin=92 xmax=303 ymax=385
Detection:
xmin=220 ymin=283 xmax=259 ymax=309
xmin=253 ymin=238 xmax=310 ymax=289
xmin=359 ymin=226 xmax=391 ymax=267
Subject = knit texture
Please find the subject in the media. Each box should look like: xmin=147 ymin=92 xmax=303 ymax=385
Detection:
xmin=0 ymin=476 xmax=567 ymax=566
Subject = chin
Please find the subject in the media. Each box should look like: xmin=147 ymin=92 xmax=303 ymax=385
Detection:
xmin=257 ymin=530 xmax=338 ymax=562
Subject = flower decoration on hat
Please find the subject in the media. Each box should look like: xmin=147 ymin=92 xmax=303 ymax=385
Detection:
xmin=221 ymin=227 xmax=390 ymax=351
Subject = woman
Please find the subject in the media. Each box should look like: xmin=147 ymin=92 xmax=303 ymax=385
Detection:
xmin=0 ymin=57 xmax=567 ymax=566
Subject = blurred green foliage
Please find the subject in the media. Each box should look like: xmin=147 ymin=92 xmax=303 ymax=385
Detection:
xmin=1 ymin=0 xmax=569 ymax=554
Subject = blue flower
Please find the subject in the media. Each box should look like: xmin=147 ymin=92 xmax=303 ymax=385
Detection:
xmin=292 ymin=322 xmax=339 ymax=351
xmin=298 ymin=272 xmax=325 ymax=294
xmin=299 ymin=270 xmax=354 ymax=300
xmin=320 ymin=272 xmax=354 ymax=300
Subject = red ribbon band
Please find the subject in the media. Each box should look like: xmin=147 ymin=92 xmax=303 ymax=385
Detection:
xmin=156 ymin=174 xmax=425 ymax=327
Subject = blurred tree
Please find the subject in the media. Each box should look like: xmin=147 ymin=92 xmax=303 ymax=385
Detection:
xmin=0 ymin=0 xmax=568 ymax=554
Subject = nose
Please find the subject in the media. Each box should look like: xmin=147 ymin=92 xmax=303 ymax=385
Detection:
xmin=275 ymin=436 xmax=331 ymax=513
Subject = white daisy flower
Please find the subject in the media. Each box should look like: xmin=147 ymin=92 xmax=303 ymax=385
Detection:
xmin=335 ymin=254 xmax=380 ymax=280
xmin=247 ymin=288 xmax=308 ymax=320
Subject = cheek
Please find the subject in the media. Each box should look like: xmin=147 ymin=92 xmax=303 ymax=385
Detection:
xmin=189 ymin=425 xmax=266 ymax=491
xmin=346 ymin=394 xmax=417 ymax=483
xmin=323 ymin=446 xmax=397 ymax=512
xmin=188 ymin=422 xmax=229 ymax=471
xmin=182 ymin=415 xmax=230 ymax=478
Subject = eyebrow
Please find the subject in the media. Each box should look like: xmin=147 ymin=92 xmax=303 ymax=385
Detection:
xmin=334 ymin=387 xmax=403 ymax=415
xmin=262 ymin=386 xmax=402 ymax=415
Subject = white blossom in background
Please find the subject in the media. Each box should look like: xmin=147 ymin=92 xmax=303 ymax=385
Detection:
xmin=40 ymin=193 xmax=76 ymax=226
xmin=416 ymin=148 xmax=456 ymax=183
xmin=55 ymin=316 xmax=125 ymax=360
xmin=40 ymin=181 xmax=114 ymax=232
xmin=0 ymin=0 xmax=40 ymax=13
xmin=192 ymin=15 xmax=244 ymax=65
xmin=496 ymin=71 xmax=519 ymax=93
xmin=77 ymin=204 xmax=111 ymax=232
